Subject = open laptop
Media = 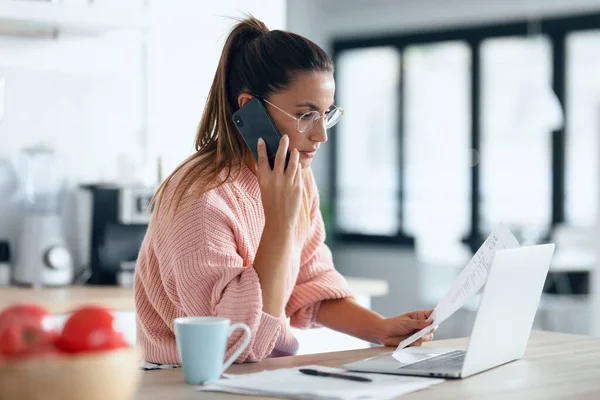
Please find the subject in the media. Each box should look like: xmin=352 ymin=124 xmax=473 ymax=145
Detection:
xmin=344 ymin=243 xmax=555 ymax=379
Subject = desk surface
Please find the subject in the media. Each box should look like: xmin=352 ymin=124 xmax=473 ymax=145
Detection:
xmin=136 ymin=331 xmax=600 ymax=400
xmin=0 ymin=277 xmax=388 ymax=314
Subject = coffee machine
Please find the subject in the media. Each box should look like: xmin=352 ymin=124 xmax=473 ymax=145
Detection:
xmin=78 ymin=184 xmax=154 ymax=286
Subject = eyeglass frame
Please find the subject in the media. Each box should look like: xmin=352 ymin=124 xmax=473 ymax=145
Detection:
xmin=258 ymin=97 xmax=344 ymax=134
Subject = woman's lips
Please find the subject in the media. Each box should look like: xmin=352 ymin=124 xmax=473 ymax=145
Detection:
xmin=299 ymin=150 xmax=317 ymax=158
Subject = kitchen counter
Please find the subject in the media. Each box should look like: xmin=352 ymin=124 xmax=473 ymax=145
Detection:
xmin=0 ymin=277 xmax=389 ymax=314
xmin=0 ymin=285 xmax=136 ymax=314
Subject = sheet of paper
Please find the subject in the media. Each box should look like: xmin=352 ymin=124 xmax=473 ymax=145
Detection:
xmin=395 ymin=222 xmax=519 ymax=352
xmin=198 ymin=365 xmax=444 ymax=400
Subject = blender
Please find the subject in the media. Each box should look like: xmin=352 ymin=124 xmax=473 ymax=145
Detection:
xmin=13 ymin=145 xmax=73 ymax=287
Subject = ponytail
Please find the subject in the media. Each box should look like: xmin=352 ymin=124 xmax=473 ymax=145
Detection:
xmin=150 ymin=15 xmax=332 ymax=230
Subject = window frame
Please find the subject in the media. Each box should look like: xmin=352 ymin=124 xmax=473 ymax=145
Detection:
xmin=330 ymin=12 xmax=600 ymax=251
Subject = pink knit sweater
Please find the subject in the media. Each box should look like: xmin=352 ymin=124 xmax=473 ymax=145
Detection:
xmin=134 ymin=163 xmax=354 ymax=364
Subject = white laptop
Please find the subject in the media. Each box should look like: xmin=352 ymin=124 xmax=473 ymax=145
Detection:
xmin=344 ymin=243 xmax=555 ymax=379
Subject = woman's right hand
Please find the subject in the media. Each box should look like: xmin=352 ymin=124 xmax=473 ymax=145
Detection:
xmin=256 ymin=135 xmax=303 ymax=232
xmin=253 ymin=135 xmax=302 ymax=317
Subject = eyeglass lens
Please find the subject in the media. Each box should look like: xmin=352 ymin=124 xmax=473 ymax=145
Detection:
xmin=298 ymin=108 xmax=343 ymax=133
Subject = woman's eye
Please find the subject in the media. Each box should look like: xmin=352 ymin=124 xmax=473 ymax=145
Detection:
xmin=299 ymin=114 xmax=313 ymax=120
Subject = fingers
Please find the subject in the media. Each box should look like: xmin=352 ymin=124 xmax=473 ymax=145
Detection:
xmin=410 ymin=333 xmax=435 ymax=347
xmin=419 ymin=333 xmax=434 ymax=343
xmin=401 ymin=309 xmax=434 ymax=329
xmin=274 ymin=135 xmax=289 ymax=174
xmin=406 ymin=308 xmax=434 ymax=320
xmin=383 ymin=312 xmax=433 ymax=340
xmin=286 ymin=148 xmax=300 ymax=180
xmin=257 ymin=138 xmax=270 ymax=175
xmin=410 ymin=318 xmax=434 ymax=331
xmin=383 ymin=330 xmax=435 ymax=347
xmin=294 ymin=157 xmax=303 ymax=188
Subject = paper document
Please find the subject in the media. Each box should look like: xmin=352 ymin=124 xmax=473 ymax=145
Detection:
xmin=395 ymin=222 xmax=519 ymax=352
xmin=198 ymin=365 xmax=443 ymax=400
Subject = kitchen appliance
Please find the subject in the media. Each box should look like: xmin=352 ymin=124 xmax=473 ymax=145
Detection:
xmin=13 ymin=146 xmax=73 ymax=287
xmin=0 ymin=240 xmax=10 ymax=286
xmin=77 ymin=184 xmax=153 ymax=286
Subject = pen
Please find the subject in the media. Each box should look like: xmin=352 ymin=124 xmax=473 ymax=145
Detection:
xmin=299 ymin=368 xmax=372 ymax=382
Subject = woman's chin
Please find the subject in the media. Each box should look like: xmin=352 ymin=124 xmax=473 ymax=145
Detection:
xmin=300 ymin=159 xmax=312 ymax=169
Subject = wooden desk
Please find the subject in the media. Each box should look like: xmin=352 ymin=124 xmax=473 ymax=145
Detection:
xmin=136 ymin=331 xmax=600 ymax=399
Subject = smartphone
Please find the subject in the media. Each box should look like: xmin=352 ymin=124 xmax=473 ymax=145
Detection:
xmin=232 ymin=97 xmax=290 ymax=170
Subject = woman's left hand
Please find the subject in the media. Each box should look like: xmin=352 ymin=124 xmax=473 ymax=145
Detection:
xmin=377 ymin=309 xmax=436 ymax=347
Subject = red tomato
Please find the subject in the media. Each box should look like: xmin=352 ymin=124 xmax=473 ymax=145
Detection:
xmin=56 ymin=305 xmax=128 ymax=353
xmin=0 ymin=328 xmax=60 ymax=361
xmin=0 ymin=303 xmax=59 ymax=359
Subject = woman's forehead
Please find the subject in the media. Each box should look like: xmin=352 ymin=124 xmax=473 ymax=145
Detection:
xmin=276 ymin=71 xmax=335 ymax=107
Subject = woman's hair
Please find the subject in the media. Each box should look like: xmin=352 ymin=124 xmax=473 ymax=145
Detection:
xmin=150 ymin=15 xmax=333 ymax=225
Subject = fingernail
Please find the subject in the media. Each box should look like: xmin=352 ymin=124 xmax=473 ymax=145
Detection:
xmin=258 ymin=138 xmax=264 ymax=146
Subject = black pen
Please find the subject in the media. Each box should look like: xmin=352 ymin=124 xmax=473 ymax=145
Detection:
xmin=299 ymin=368 xmax=372 ymax=382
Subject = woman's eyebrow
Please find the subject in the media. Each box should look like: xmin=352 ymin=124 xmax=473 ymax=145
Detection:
xmin=295 ymin=102 xmax=319 ymax=111
xmin=295 ymin=102 xmax=334 ymax=111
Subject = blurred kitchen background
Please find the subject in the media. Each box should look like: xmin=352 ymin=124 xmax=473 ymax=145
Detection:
xmin=0 ymin=0 xmax=599 ymax=344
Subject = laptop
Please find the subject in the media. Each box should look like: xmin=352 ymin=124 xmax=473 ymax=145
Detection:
xmin=344 ymin=243 xmax=555 ymax=379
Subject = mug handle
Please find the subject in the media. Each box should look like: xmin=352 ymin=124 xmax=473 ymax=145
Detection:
xmin=221 ymin=322 xmax=252 ymax=374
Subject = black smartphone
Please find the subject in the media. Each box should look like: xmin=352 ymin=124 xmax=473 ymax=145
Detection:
xmin=232 ymin=97 xmax=290 ymax=170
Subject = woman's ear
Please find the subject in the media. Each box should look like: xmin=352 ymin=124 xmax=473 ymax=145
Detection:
xmin=237 ymin=93 xmax=254 ymax=109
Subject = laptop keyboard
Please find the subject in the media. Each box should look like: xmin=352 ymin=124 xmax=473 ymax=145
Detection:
xmin=398 ymin=350 xmax=466 ymax=371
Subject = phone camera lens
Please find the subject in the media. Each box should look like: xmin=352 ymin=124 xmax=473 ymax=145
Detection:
xmin=235 ymin=116 xmax=244 ymax=127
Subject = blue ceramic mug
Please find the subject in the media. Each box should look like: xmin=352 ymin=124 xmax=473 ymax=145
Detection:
xmin=174 ymin=317 xmax=251 ymax=385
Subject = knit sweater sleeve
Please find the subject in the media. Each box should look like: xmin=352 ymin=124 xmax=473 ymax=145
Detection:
xmin=171 ymin=200 xmax=284 ymax=363
xmin=286 ymin=174 xmax=355 ymax=329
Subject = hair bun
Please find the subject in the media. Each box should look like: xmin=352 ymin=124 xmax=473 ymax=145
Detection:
xmin=234 ymin=15 xmax=269 ymax=41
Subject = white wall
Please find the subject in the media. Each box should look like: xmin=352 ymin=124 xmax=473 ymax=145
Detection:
xmin=0 ymin=0 xmax=286 ymax=273
xmin=0 ymin=31 xmax=144 ymax=269
xmin=147 ymin=0 xmax=287 ymax=176
xmin=595 ymin=112 xmax=600 ymax=336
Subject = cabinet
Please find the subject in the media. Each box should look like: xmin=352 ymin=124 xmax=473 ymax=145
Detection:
xmin=0 ymin=1 xmax=148 ymax=36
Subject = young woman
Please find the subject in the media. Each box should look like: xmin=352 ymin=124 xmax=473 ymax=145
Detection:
xmin=134 ymin=16 xmax=434 ymax=365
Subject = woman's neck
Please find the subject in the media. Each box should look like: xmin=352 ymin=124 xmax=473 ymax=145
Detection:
xmin=244 ymin=154 xmax=258 ymax=176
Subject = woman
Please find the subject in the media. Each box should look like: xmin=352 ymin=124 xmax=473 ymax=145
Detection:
xmin=134 ymin=16 xmax=434 ymax=365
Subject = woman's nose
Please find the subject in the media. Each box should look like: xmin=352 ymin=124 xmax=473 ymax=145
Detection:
xmin=310 ymin=119 xmax=328 ymax=143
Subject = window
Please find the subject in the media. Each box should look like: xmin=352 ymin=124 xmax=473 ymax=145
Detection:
xmin=403 ymin=41 xmax=471 ymax=239
xmin=480 ymin=36 xmax=553 ymax=233
xmin=332 ymin=13 xmax=600 ymax=248
xmin=566 ymin=30 xmax=600 ymax=226
xmin=335 ymin=47 xmax=401 ymax=236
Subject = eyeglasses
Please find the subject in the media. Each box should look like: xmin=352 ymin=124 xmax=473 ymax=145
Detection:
xmin=261 ymin=98 xmax=344 ymax=134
